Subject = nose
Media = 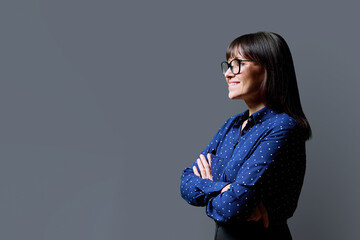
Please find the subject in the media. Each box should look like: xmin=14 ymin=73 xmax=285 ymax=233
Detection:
xmin=224 ymin=67 xmax=234 ymax=79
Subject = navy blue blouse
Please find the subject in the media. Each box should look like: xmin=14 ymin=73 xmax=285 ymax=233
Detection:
xmin=180 ymin=107 xmax=306 ymax=224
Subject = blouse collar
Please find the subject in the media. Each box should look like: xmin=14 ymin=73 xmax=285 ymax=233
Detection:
xmin=235 ymin=107 xmax=277 ymax=126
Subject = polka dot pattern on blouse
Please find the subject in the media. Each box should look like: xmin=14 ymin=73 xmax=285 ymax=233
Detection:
xmin=180 ymin=107 xmax=306 ymax=224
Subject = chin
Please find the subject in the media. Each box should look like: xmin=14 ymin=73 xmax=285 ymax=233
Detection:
xmin=228 ymin=93 xmax=242 ymax=100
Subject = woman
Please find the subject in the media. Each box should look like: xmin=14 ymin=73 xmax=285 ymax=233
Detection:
xmin=180 ymin=32 xmax=311 ymax=240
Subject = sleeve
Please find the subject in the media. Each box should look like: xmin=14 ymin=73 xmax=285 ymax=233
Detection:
xmin=205 ymin=123 xmax=302 ymax=222
xmin=180 ymin=118 xmax=233 ymax=207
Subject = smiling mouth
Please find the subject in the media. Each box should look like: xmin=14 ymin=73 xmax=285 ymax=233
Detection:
xmin=229 ymin=82 xmax=240 ymax=86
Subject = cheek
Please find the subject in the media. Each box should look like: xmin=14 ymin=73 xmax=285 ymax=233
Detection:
xmin=251 ymin=71 xmax=266 ymax=87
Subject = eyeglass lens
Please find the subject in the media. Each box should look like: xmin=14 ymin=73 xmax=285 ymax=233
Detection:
xmin=221 ymin=59 xmax=240 ymax=75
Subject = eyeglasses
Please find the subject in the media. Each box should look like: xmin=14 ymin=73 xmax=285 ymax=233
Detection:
xmin=220 ymin=59 xmax=254 ymax=75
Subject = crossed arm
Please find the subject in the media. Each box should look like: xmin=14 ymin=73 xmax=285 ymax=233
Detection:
xmin=193 ymin=153 xmax=269 ymax=228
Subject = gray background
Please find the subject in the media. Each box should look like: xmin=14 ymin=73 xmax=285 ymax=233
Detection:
xmin=1 ymin=0 xmax=359 ymax=239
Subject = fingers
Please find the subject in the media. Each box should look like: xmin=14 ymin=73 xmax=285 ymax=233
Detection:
xmin=200 ymin=154 xmax=212 ymax=180
xmin=259 ymin=202 xmax=269 ymax=228
xmin=197 ymin=158 xmax=206 ymax=179
xmin=246 ymin=210 xmax=255 ymax=221
xmin=192 ymin=166 xmax=200 ymax=177
xmin=207 ymin=153 xmax=212 ymax=167
xmin=253 ymin=207 xmax=262 ymax=221
xmin=195 ymin=154 xmax=213 ymax=180
xmin=246 ymin=206 xmax=261 ymax=222
xmin=221 ymin=184 xmax=231 ymax=193
xmin=246 ymin=202 xmax=270 ymax=229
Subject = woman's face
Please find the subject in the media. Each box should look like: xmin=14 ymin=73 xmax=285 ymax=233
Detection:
xmin=224 ymin=52 xmax=266 ymax=103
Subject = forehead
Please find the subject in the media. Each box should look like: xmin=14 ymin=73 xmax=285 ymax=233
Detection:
xmin=227 ymin=45 xmax=245 ymax=61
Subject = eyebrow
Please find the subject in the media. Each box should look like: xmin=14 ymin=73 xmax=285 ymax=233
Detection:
xmin=228 ymin=58 xmax=250 ymax=62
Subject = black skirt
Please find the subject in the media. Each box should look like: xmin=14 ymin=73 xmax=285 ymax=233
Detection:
xmin=214 ymin=220 xmax=292 ymax=240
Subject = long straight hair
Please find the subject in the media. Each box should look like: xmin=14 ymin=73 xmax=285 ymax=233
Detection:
xmin=226 ymin=32 xmax=311 ymax=140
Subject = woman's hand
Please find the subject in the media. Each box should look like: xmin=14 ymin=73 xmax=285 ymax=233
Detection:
xmin=193 ymin=153 xmax=213 ymax=180
xmin=193 ymin=154 xmax=269 ymax=228
xmin=246 ymin=201 xmax=269 ymax=228
xmin=220 ymin=185 xmax=269 ymax=228
xmin=221 ymin=183 xmax=231 ymax=193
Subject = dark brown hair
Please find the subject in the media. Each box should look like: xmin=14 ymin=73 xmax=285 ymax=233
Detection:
xmin=227 ymin=32 xmax=311 ymax=139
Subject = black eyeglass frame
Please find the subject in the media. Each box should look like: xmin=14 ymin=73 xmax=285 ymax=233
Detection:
xmin=221 ymin=59 xmax=255 ymax=75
